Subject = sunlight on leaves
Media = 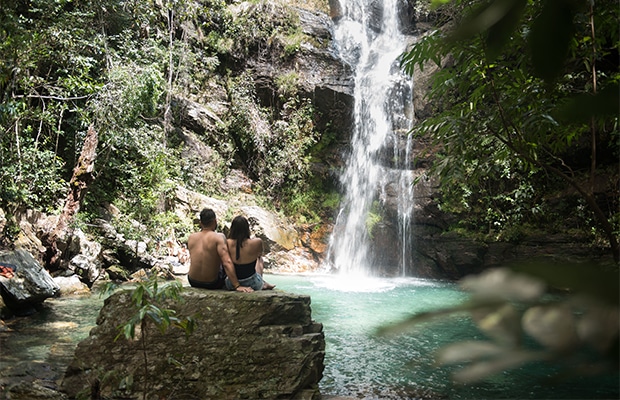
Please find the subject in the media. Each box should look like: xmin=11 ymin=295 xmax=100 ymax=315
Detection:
xmin=460 ymin=267 xmax=546 ymax=302
xmin=471 ymin=303 xmax=521 ymax=346
xmin=522 ymin=304 xmax=579 ymax=350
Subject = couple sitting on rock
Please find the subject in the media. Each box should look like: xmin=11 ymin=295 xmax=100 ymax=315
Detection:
xmin=187 ymin=208 xmax=275 ymax=292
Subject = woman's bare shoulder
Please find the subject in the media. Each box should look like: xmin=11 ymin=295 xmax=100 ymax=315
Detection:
xmin=248 ymin=237 xmax=263 ymax=251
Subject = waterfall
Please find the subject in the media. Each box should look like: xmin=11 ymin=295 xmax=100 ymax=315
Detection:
xmin=327 ymin=0 xmax=414 ymax=276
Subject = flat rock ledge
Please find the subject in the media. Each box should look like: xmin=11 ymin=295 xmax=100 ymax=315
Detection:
xmin=61 ymin=289 xmax=325 ymax=399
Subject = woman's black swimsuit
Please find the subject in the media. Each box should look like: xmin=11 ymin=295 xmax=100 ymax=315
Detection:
xmin=233 ymin=259 xmax=257 ymax=280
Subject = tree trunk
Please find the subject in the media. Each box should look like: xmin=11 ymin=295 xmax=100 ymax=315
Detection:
xmin=45 ymin=125 xmax=99 ymax=268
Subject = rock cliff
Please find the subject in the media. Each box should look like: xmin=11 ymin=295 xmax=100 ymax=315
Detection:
xmin=61 ymin=289 xmax=325 ymax=399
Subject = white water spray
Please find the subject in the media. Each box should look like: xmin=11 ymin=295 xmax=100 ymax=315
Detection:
xmin=327 ymin=0 xmax=414 ymax=277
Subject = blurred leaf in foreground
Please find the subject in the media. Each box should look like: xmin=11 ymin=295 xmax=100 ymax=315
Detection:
xmin=378 ymin=264 xmax=619 ymax=384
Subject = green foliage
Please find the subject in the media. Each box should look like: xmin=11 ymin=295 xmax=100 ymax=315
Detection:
xmin=224 ymin=1 xmax=298 ymax=59
xmin=90 ymin=62 xmax=165 ymax=132
xmin=0 ymin=136 xmax=67 ymax=211
xmin=365 ymin=211 xmax=382 ymax=239
xmin=82 ymin=57 xmax=184 ymax=231
xmin=0 ymin=0 xmax=108 ymax=212
xmin=403 ymin=0 xmax=619 ymax=252
xmin=275 ymin=71 xmax=300 ymax=99
xmin=226 ymin=72 xmax=322 ymax=212
xmin=150 ymin=210 xmax=194 ymax=244
xmin=281 ymin=185 xmax=340 ymax=224
xmin=281 ymin=26 xmax=307 ymax=57
xmin=116 ymin=276 xmax=196 ymax=341
xmin=390 ymin=0 xmax=620 ymax=388
xmin=0 ymin=0 xmax=337 ymax=240
xmin=0 ymin=0 xmax=175 ymax=219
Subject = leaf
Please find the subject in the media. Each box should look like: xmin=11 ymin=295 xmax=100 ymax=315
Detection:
xmin=554 ymin=83 xmax=620 ymax=123
xmin=575 ymin=301 xmax=620 ymax=354
xmin=118 ymin=322 xmax=136 ymax=340
xmin=449 ymin=0 xmax=525 ymax=43
xmin=436 ymin=340 xmax=506 ymax=365
xmin=522 ymin=304 xmax=579 ymax=350
xmin=431 ymin=0 xmax=453 ymax=9
xmin=375 ymin=298 xmax=506 ymax=337
xmin=460 ymin=267 xmax=546 ymax=302
xmin=132 ymin=285 xmax=145 ymax=305
xmin=513 ymin=262 xmax=620 ymax=306
xmin=484 ymin=0 xmax=527 ymax=61
xmin=451 ymin=349 xmax=545 ymax=383
xmin=528 ymin=0 xmax=575 ymax=83
xmin=167 ymin=356 xmax=183 ymax=367
xmin=471 ymin=303 xmax=522 ymax=346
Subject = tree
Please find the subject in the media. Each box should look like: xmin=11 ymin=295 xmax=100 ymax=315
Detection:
xmin=403 ymin=0 xmax=619 ymax=260
xmin=44 ymin=125 xmax=98 ymax=268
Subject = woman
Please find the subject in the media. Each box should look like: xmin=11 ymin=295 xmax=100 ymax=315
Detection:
xmin=225 ymin=215 xmax=275 ymax=291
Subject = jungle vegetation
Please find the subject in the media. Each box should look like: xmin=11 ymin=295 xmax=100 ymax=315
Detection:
xmin=0 ymin=0 xmax=618 ymax=263
xmin=404 ymin=0 xmax=619 ymax=260
xmin=0 ymin=0 xmax=336 ymax=250
xmin=388 ymin=0 xmax=619 ymax=384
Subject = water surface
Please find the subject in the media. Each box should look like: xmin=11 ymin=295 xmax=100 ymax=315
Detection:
xmin=1 ymin=274 xmax=617 ymax=399
xmin=268 ymin=274 xmax=619 ymax=400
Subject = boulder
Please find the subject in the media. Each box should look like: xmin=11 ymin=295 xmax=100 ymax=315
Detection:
xmin=0 ymin=249 xmax=60 ymax=316
xmin=63 ymin=228 xmax=103 ymax=284
xmin=170 ymin=185 xmax=229 ymax=224
xmin=239 ymin=205 xmax=300 ymax=252
xmin=61 ymin=289 xmax=325 ymax=400
xmin=53 ymin=275 xmax=90 ymax=297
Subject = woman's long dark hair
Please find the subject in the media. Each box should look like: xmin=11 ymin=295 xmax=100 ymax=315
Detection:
xmin=228 ymin=216 xmax=251 ymax=260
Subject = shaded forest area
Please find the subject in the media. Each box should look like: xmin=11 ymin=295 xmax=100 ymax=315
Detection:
xmin=404 ymin=0 xmax=619 ymax=261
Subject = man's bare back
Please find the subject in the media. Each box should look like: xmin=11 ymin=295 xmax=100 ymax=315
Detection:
xmin=187 ymin=229 xmax=226 ymax=282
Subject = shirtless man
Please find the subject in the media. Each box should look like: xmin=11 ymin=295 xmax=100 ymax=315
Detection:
xmin=187 ymin=208 xmax=252 ymax=292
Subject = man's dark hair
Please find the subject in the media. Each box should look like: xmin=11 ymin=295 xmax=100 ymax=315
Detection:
xmin=199 ymin=208 xmax=216 ymax=227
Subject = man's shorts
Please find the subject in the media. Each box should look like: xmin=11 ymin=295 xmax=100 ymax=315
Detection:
xmin=188 ymin=266 xmax=226 ymax=290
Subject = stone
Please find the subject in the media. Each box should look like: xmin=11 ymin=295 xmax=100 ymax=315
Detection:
xmin=267 ymin=248 xmax=318 ymax=273
xmin=0 ymin=249 xmax=60 ymax=316
xmin=4 ymin=381 xmax=68 ymax=400
xmin=239 ymin=205 xmax=300 ymax=251
xmin=53 ymin=275 xmax=90 ymax=297
xmin=61 ymin=289 xmax=325 ymax=400
xmin=171 ymin=185 xmax=229 ymax=224
xmin=64 ymin=228 xmax=103 ymax=284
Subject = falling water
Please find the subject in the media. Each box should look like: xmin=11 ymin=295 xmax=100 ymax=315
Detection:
xmin=327 ymin=0 xmax=414 ymax=276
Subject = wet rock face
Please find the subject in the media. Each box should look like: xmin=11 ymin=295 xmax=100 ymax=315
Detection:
xmin=62 ymin=289 xmax=325 ymax=400
xmin=0 ymin=249 xmax=60 ymax=316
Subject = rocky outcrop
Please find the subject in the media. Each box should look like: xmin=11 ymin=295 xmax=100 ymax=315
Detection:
xmin=240 ymin=4 xmax=355 ymax=158
xmin=61 ymin=289 xmax=325 ymax=399
xmin=0 ymin=249 xmax=60 ymax=316
xmin=3 ymin=182 xmax=324 ymax=287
